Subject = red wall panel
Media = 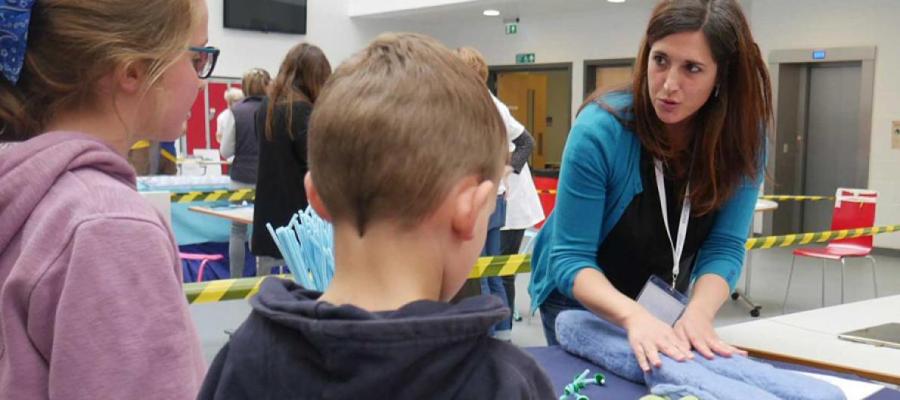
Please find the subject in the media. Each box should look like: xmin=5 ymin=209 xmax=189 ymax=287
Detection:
xmin=184 ymin=80 xmax=242 ymax=157
xmin=207 ymin=82 xmax=229 ymax=150
xmin=186 ymin=90 xmax=207 ymax=154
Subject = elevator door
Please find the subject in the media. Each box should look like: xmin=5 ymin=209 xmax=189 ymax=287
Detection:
xmin=802 ymin=62 xmax=864 ymax=232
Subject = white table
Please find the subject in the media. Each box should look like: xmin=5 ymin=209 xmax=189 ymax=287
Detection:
xmin=731 ymin=199 xmax=780 ymax=316
xmin=718 ymin=295 xmax=900 ymax=384
xmin=755 ymin=198 xmax=779 ymax=213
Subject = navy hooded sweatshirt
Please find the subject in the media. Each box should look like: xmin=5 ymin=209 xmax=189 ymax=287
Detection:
xmin=198 ymin=278 xmax=555 ymax=400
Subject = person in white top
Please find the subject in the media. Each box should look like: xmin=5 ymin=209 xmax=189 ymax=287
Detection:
xmin=216 ymin=87 xmax=244 ymax=159
xmin=456 ymin=47 xmax=545 ymax=340
xmin=488 ymin=94 xmax=545 ymax=233
xmin=490 ymin=93 xmax=546 ymax=322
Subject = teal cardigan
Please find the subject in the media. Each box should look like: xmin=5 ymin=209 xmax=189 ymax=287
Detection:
xmin=528 ymin=94 xmax=763 ymax=311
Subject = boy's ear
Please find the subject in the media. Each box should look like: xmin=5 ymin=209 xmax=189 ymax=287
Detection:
xmin=305 ymin=172 xmax=333 ymax=222
xmin=451 ymin=178 xmax=495 ymax=240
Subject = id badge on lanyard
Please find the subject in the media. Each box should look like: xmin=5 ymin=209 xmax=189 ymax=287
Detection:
xmin=635 ymin=159 xmax=691 ymax=326
xmin=653 ymin=159 xmax=691 ymax=287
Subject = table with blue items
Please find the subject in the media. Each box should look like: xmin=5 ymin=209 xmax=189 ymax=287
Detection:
xmin=137 ymin=175 xmax=234 ymax=245
xmin=525 ymin=346 xmax=900 ymax=399
xmin=137 ymin=175 xmax=256 ymax=280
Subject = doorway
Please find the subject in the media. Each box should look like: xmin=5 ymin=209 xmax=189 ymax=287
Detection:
xmin=584 ymin=58 xmax=635 ymax=99
xmin=186 ymin=77 xmax=242 ymax=156
xmin=767 ymin=47 xmax=876 ymax=234
xmin=488 ymin=63 xmax=572 ymax=170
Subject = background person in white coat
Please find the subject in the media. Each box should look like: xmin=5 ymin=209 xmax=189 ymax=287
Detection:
xmin=457 ymin=46 xmax=542 ymax=340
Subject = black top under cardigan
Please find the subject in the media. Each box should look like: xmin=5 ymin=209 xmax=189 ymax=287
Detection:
xmin=596 ymin=150 xmax=717 ymax=299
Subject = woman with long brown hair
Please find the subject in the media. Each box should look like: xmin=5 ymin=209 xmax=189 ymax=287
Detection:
xmin=251 ymin=43 xmax=331 ymax=269
xmin=529 ymin=0 xmax=772 ymax=372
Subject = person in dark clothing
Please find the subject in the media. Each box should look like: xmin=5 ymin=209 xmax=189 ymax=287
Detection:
xmin=228 ymin=69 xmax=270 ymax=186
xmin=225 ymin=68 xmax=270 ymax=278
xmin=199 ymin=279 xmax=553 ymax=400
xmin=251 ymin=43 xmax=331 ymax=264
xmin=199 ymin=33 xmax=554 ymax=400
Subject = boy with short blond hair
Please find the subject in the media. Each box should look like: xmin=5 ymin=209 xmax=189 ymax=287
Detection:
xmin=198 ymin=32 xmax=554 ymax=400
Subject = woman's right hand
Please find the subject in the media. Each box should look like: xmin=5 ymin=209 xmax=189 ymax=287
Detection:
xmin=572 ymin=269 xmax=693 ymax=372
xmin=621 ymin=308 xmax=693 ymax=372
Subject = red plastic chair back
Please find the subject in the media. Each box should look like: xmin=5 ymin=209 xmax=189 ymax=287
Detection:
xmin=829 ymin=188 xmax=877 ymax=250
xmin=533 ymin=175 xmax=558 ymax=229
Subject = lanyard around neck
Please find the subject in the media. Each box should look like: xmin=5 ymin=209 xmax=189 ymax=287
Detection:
xmin=654 ymin=159 xmax=691 ymax=288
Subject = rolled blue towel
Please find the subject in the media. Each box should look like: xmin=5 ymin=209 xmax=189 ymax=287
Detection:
xmin=555 ymin=310 xmax=845 ymax=400
xmin=555 ymin=310 xmax=775 ymax=399
xmin=692 ymin=351 xmax=846 ymax=400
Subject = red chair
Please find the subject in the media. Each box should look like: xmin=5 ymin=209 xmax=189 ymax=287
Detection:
xmin=180 ymin=252 xmax=225 ymax=283
xmin=782 ymin=188 xmax=879 ymax=310
xmin=532 ymin=173 xmax=558 ymax=229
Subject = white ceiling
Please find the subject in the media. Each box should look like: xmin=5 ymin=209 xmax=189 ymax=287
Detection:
xmin=351 ymin=0 xmax=656 ymax=22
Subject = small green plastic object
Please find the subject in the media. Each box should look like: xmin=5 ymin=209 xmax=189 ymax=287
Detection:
xmin=581 ymin=372 xmax=605 ymax=386
xmin=574 ymin=369 xmax=590 ymax=383
xmin=560 ymin=369 xmax=607 ymax=400
xmin=563 ymin=381 xmax=586 ymax=395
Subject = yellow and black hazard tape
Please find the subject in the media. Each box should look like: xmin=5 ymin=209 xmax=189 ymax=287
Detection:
xmin=170 ymin=189 xmax=255 ymax=203
xmin=184 ymin=254 xmax=533 ymax=304
xmin=746 ymin=224 xmax=900 ymax=250
xmin=184 ymin=274 xmax=274 ymax=304
xmin=469 ymin=253 xmax=531 ymax=278
xmin=185 ymin=226 xmax=900 ymax=304
xmin=759 ymin=195 xmax=834 ymax=202
xmin=538 ymin=192 xmax=833 ymax=201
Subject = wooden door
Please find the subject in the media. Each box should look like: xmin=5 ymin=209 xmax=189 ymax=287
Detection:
xmin=595 ymin=65 xmax=633 ymax=93
xmin=497 ymin=72 xmax=549 ymax=168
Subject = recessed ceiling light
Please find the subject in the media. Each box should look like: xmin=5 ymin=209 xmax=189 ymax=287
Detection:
xmin=483 ymin=9 xmax=500 ymax=16
xmin=608 ymin=0 xmax=626 ymax=3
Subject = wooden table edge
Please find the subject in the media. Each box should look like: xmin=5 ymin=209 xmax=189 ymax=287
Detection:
xmin=737 ymin=345 xmax=900 ymax=385
xmin=187 ymin=205 xmax=253 ymax=225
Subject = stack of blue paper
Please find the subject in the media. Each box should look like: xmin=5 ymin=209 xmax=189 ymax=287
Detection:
xmin=266 ymin=206 xmax=335 ymax=291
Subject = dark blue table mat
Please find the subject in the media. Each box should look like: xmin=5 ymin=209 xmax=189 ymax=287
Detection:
xmin=526 ymin=346 xmax=899 ymax=399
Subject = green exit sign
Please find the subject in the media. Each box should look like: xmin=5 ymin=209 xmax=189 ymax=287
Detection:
xmin=516 ymin=53 xmax=535 ymax=64
xmin=505 ymin=23 xmax=518 ymax=35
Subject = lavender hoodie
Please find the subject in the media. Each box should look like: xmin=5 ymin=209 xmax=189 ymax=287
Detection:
xmin=0 ymin=133 xmax=205 ymax=399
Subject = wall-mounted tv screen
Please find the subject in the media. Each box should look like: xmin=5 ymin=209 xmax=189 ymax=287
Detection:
xmin=224 ymin=0 xmax=307 ymax=35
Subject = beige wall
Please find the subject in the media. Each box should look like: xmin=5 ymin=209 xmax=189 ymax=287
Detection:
xmin=421 ymin=5 xmax=650 ymax=127
xmin=750 ymin=0 xmax=900 ymax=249
xmin=208 ymin=0 xmax=427 ymax=77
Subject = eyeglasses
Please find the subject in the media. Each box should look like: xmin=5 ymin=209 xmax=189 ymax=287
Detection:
xmin=188 ymin=46 xmax=220 ymax=79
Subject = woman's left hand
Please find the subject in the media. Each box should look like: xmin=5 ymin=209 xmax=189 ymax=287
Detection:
xmin=673 ymin=307 xmax=747 ymax=359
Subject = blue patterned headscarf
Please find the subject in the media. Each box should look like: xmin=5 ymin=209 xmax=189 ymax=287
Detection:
xmin=0 ymin=0 xmax=36 ymax=84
